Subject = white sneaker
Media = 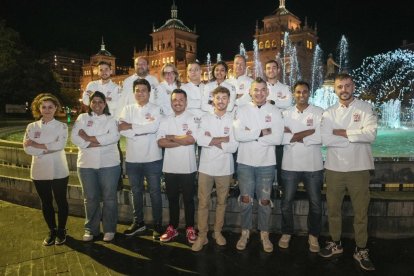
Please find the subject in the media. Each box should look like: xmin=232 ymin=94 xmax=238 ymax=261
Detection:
xmin=213 ymin=232 xmax=226 ymax=246
xmin=278 ymin=234 xmax=291 ymax=249
xmin=260 ymin=231 xmax=273 ymax=253
xmin=308 ymin=234 xmax=320 ymax=253
xmin=82 ymin=232 xmax=94 ymax=242
xmin=236 ymin=229 xmax=250 ymax=251
xmin=103 ymin=232 xmax=115 ymax=242
xmin=191 ymin=236 xmax=208 ymax=252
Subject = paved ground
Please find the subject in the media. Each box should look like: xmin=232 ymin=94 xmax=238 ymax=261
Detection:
xmin=1 ymin=200 xmax=413 ymax=276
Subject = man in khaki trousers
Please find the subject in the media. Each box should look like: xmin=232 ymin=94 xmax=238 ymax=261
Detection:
xmin=192 ymin=86 xmax=238 ymax=251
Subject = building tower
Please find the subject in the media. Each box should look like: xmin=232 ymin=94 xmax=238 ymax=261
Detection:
xmin=134 ymin=1 xmax=198 ymax=80
xmin=255 ymin=0 xmax=318 ymax=81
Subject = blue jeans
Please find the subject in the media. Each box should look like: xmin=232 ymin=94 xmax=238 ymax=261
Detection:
xmin=78 ymin=165 xmax=121 ymax=234
xmin=280 ymin=170 xmax=323 ymax=236
xmin=237 ymin=163 xmax=275 ymax=231
xmin=126 ymin=160 xmax=163 ymax=225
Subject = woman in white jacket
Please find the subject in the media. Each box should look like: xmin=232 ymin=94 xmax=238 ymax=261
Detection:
xmin=23 ymin=93 xmax=69 ymax=246
xmin=71 ymin=91 xmax=121 ymax=242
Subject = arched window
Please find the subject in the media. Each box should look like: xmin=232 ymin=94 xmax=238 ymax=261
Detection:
xmin=166 ymin=57 xmax=170 ymax=63
xmin=162 ymin=58 xmax=165 ymax=64
xmin=259 ymin=41 xmax=264 ymax=49
xmin=170 ymin=56 xmax=174 ymax=63
xmin=272 ymin=40 xmax=277 ymax=48
xmin=265 ymin=40 xmax=270 ymax=49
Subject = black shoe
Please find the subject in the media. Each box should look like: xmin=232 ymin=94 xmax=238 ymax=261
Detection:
xmin=124 ymin=222 xmax=146 ymax=236
xmin=43 ymin=229 xmax=56 ymax=246
xmin=354 ymin=247 xmax=375 ymax=271
xmin=152 ymin=224 xmax=163 ymax=240
xmin=55 ymin=228 xmax=67 ymax=245
xmin=319 ymin=241 xmax=343 ymax=258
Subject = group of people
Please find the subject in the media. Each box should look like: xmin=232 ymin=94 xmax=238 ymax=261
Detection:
xmin=23 ymin=54 xmax=377 ymax=271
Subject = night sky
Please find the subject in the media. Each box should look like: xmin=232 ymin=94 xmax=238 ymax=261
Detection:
xmin=1 ymin=0 xmax=413 ymax=68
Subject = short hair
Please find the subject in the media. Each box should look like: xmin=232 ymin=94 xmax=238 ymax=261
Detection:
xmin=187 ymin=60 xmax=201 ymax=68
xmin=264 ymin=59 xmax=279 ymax=69
xmin=30 ymin=93 xmax=61 ymax=119
xmin=135 ymin=56 xmax=148 ymax=64
xmin=133 ymin=78 xmax=151 ymax=92
xmin=252 ymin=77 xmax=267 ymax=86
xmin=234 ymin=54 xmax=247 ymax=64
xmin=335 ymin=73 xmax=354 ymax=82
xmin=212 ymin=86 xmax=230 ymax=97
xmin=98 ymin=60 xmax=111 ymax=68
xmin=212 ymin=61 xmax=228 ymax=81
xmin=87 ymin=91 xmax=110 ymax=116
xmin=293 ymin=80 xmax=310 ymax=91
xmin=171 ymin=88 xmax=187 ymax=99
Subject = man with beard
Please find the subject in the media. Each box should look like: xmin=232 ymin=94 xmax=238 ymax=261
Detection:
xmin=157 ymin=89 xmax=198 ymax=244
xmin=319 ymin=73 xmax=377 ymax=271
xmin=121 ymin=56 xmax=159 ymax=107
xmin=82 ymin=61 xmax=121 ymax=117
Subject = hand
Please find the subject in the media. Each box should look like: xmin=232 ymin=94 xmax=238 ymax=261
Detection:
xmin=284 ymin=127 xmax=292 ymax=133
xmin=78 ymin=129 xmax=89 ymax=141
xmin=118 ymin=121 xmax=132 ymax=131
xmin=261 ymin=128 xmax=272 ymax=136
xmin=204 ymin=131 xmax=211 ymax=137
xmin=333 ymin=129 xmax=347 ymax=138
xmin=23 ymin=139 xmax=33 ymax=147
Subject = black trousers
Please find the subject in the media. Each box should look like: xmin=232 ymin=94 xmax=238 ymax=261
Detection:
xmin=164 ymin=172 xmax=196 ymax=228
xmin=33 ymin=176 xmax=69 ymax=230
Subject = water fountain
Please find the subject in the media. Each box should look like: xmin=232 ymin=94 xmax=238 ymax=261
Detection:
xmin=310 ymin=44 xmax=324 ymax=96
xmin=253 ymin=39 xmax=264 ymax=79
xmin=338 ymin=35 xmax=349 ymax=72
xmin=239 ymin=43 xmax=247 ymax=59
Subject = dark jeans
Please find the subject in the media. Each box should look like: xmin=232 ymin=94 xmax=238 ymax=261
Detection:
xmin=280 ymin=170 xmax=323 ymax=236
xmin=33 ymin=176 xmax=69 ymax=230
xmin=164 ymin=172 xmax=196 ymax=228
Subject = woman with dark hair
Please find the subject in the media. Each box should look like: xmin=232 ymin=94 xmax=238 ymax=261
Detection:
xmin=202 ymin=61 xmax=236 ymax=114
xmin=71 ymin=91 xmax=121 ymax=242
xmin=23 ymin=93 xmax=69 ymax=246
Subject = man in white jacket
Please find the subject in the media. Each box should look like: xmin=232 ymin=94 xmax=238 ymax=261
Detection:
xmin=278 ymin=81 xmax=324 ymax=253
xmin=319 ymin=73 xmax=377 ymax=271
xmin=233 ymin=77 xmax=284 ymax=253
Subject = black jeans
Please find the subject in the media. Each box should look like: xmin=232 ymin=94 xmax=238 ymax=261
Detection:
xmin=164 ymin=172 xmax=196 ymax=228
xmin=33 ymin=176 xmax=69 ymax=230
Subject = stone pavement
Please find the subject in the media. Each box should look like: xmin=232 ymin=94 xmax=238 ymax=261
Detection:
xmin=1 ymin=200 xmax=414 ymax=276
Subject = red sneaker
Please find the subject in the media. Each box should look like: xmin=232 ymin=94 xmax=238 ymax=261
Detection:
xmin=160 ymin=225 xmax=178 ymax=242
xmin=186 ymin=226 xmax=197 ymax=244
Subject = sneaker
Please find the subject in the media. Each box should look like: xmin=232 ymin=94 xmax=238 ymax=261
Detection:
xmin=236 ymin=229 xmax=250 ymax=251
xmin=191 ymin=236 xmax=208 ymax=252
xmin=160 ymin=225 xmax=178 ymax=242
xmin=152 ymin=224 xmax=163 ymax=240
xmin=308 ymin=234 xmax=320 ymax=253
xmin=260 ymin=231 xmax=274 ymax=253
xmin=55 ymin=228 xmax=67 ymax=245
xmin=43 ymin=229 xmax=56 ymax=246
xmin=319 ymin=241 xmax=343 ymax=258
xmin=353 ymin=248 xmax=375 ymax=271
xmin=103 ymin=232 xmax=115 ymax=242
xmin=213 ymin=231 xmax=226 ymax=246
xmin=82 ymin=231 xmax=94 ymax=242
xmin=278 ymin=234 xmax=291 ymax=249
xmin=186 ymin=227 xmax=197 ymax=244
xmin=123 ymin=222 xmax=146 ymax=237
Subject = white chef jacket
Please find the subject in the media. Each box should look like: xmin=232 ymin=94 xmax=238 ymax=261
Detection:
xmin=197 ymin=112 xmax=238 ymax=176
xmin=227 ymin=75 xmax=253 ymax=106
xmin=23 ymin=119 xmax=69 ymax=180
xmin=157 ymin=111 xmax=198 ymax=174
xmin=281 ymin=105 xmax=324 ymax=171
xmin=154 ymin=81 xmax=177 ymax=116
xmin=234 ymin=102 xmax=284 ymax=167
xmin=201 ymin=80 xmax=236 ymax=114
xmin=119 ymin=102 xmax=162 ymax=163
xmin=181 ymin=81 xmax=205 ymax=119
xmin=321 ymin=98 xmax=377 ymax=172
xmin=83 ymin=79 xmax=121 ymax=118
xmin=120 ymin=74 xmax=159 ymax=108
xmin=71 ymin=113 xmax=120 ymax=169
xmin=267 ymin=81 xmax=292 ymax=109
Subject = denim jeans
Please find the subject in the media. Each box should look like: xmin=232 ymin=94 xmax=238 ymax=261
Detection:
xmin=237 ymin=163 xmax=275 ymax=231
xmin=280 ymin=170 xmax=323 ymax=236
xmin=78 ymin=165 xmax=121 ymax=234
xmin=126 ymin=160 xmax=163 ymax=225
